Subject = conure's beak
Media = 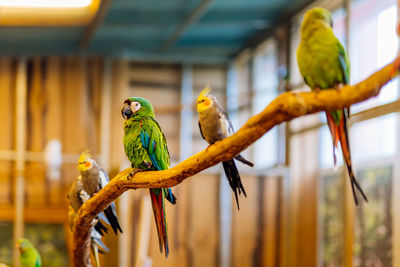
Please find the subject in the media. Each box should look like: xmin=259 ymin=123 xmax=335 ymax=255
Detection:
xmin=121 ymin=103 xmax=133 ymax=119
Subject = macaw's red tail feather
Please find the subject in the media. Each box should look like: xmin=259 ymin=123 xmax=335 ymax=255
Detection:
xmin=149 ymin=188 xmax=169 ymax=257
xmin=337 ymin=111 xmax=368 ymax=205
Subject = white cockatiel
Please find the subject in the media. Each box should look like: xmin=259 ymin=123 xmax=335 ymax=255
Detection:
xmin=196 ymin=86 xmax=254 ymax=209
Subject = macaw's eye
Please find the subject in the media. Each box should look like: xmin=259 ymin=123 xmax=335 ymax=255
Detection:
xmin=131 ymin=101 xmax=141 ymax=112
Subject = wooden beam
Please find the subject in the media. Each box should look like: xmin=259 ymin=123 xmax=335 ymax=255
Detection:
xmin=13 ymin=58 xmax=27 ymax=267
xmin=163 ymin=0 xmax=215 ymax=49
xmin=80 ymin=0 xmax=113 ymax=49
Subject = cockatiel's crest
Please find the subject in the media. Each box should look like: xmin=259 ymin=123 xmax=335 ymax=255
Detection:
xmin=196 ymin=86 xmax=212 ymax=112
xmin=77 ymin=150 xmax=93 ymax=172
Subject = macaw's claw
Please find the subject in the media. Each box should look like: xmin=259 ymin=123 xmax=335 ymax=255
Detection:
xmin=128 ymin=168 xmax=143 ymax=180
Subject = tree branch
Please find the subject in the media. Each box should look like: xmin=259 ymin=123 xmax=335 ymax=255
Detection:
xmin=73 ymin=58 xmax=399 ymax=266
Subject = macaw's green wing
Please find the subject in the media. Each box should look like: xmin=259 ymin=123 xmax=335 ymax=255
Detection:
xmin=337 ymin=42 xmax=350 ymax=85
xmin=140 ymin=118 xmax=170 ymax=171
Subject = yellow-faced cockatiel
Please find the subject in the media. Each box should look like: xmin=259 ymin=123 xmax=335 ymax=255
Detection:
xmin=77 ymin=151 xmax=123 ymax=234
xmin=196 ymin=86 xmax=254 ymax=209
xmin=68 ymin=176 xmax=109 ymax=267
xmin=297 ymin=7 xmax=367 ymax=204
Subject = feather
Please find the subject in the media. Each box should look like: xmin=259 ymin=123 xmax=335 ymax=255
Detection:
xmin=326 ymin=111 xmax=368 ymax=205
xmin=222 ymin=160 xmax=247 ymax=210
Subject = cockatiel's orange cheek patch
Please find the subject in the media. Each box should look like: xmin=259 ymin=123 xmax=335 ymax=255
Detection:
xmin=85 ymin=162 xmax=91 ymax=168
xmin=204 ymin=98 xmax=211 ymax=106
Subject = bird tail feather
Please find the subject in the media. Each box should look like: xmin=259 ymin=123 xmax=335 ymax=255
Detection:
xmin=235 ymin=155 xmax=254 ymax=167
xmin=326 ymin=111 xmax=368 ymax=205
xmin=150 ymin=188 xmax=169 ymax=257
xmin=103 ymin=203 xmax=123 ymax=234
xmin=222 ymin=159 xmax=247 ymax=210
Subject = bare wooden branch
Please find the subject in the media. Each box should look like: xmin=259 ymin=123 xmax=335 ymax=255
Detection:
xmin=73 ymin=58 xmax=399 ymax=266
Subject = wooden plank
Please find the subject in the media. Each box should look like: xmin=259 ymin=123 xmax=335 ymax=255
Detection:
xmin=289 ymin=130 xmax=319 ymax=266
xmin=13 ymin=58 xmax=27 ymax=267
xmin=231 ymin=175 xmax=259 ymax=267
xmin=129 ymin=63 xmax=181 ymax=86
xmin=44 ymin=57 xmax=63 ymax=205
xmin=0 ymin=58 xmax=14 ymax=205
xmin=26 ymin=58 xmax=46 ymax=206
xmin=188 ymin=173 xmax=219 ymax=267
xmin=0 ymin=206 xmax=68 ymax=222
xmin=262 ymin=177 xmax=281 ymax=267
xmin=134 ymin=195 xmax=153 ymax=267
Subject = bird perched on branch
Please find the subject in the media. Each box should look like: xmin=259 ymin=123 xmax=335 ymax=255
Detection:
xmin=16 ymin=239 xmax=41 ymax=267
xmin=78 ymin=151 xmax=123 ymax=234
xmin=196 ymin=86 xmax=254 ymax=209
xmin=68 ymin=176 xmax=109 ymax=267
xmin=122 ymin=97 xmax=176 ymax=257
xmin=297 ymin=7 xmax=367 ymax=204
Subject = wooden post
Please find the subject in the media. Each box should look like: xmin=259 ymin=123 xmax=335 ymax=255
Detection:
xmin=13 ymin=58 xmax=27 ymax=267
xmin=134 ymin=196 xmax=153 ymax=267
xmin=99 ymin=58 xmax=112 ymax=169
xmin=219 ymin=64 xmax=237 ymax=267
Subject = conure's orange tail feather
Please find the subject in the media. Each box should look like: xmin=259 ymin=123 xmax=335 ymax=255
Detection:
xmin=149 ymin=188 xmax=169 ymax=257
xmin=326 ymin=111 xmax=368 ymax=205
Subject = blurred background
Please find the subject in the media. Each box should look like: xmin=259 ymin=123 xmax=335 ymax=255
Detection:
xmin=0 ymin=0 xmax=398 ymax=266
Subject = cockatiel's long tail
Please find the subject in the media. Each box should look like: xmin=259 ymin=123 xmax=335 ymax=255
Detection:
xmin=326 ymin=110 xmax=368 ymax=205
xmin=149 ymin=188 xmax=169 ymax=257
xmin=90 ymin=227 xmax=109 ymax=267
xmin=103 ymin=203 xmax=123 ymax=234
xmin=222 ymin=159 xmax=247 ymax=209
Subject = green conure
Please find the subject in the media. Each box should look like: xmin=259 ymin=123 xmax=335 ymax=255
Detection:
xmin=16 ymin=239 xmax=41 ymax=267
xmin=296 ymin=7 xmax=367 ymax=204
xmin=121 ymin=97 xmax=176 ymax=257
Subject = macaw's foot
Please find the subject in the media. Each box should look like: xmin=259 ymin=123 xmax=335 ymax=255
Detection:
xmin=128 ymin=168 xmax=143 ymax=180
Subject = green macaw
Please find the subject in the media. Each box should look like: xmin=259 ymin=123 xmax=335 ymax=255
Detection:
xmin=296 ymin=7 xmax=367 ymax=204
xmin=121 ymin=97 xmax=176 ymax=257
xmin=16 ymin=239 xmax=41 ymax=267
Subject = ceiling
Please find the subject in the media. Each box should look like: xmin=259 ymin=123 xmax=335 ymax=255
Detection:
xmin=0 ymin=0 xmax=312 ymax=63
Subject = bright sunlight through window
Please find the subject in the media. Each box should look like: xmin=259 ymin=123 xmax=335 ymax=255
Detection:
xmin=0 ymin=0 xmax=92 ymax=8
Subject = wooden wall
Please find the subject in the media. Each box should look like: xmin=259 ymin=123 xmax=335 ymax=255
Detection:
xmin=114 ymin=62 xmax=288 ymax=267
xmin=0 ymin=58 xmax=290 ymax=267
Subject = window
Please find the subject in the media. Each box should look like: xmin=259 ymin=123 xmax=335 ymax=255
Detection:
xmin=252 ymin=39 xmax=279 ymax=168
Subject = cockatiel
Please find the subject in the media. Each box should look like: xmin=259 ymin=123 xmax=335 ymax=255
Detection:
xmin=68 ymin=176 xmax=109 ymax=235
xmin=16 ymin=239 xmax=41 ymax=267
xmin=121 ymin=97 xmax=176 ymax=257
xmin=68 ymin=176 xmax=109 ymax=267
xmin=78 ymin=151 xmax=123 ymax=234
xmin=296 ymin=7 xmax=367 ymax=204
xmin=196 ymin=86 xmax=254 ymax=209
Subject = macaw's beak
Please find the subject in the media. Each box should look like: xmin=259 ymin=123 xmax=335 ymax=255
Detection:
xmin=121 ymin=103 xmax=133 ymax=119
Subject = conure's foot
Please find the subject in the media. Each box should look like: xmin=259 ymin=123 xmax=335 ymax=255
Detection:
xmin=128 ymin=168 xmax=142 ymax=180
xmin=205 ymin=142 xmax=217 ymax=152
xmin=391 ymin=55 xmax=400 ymax=77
